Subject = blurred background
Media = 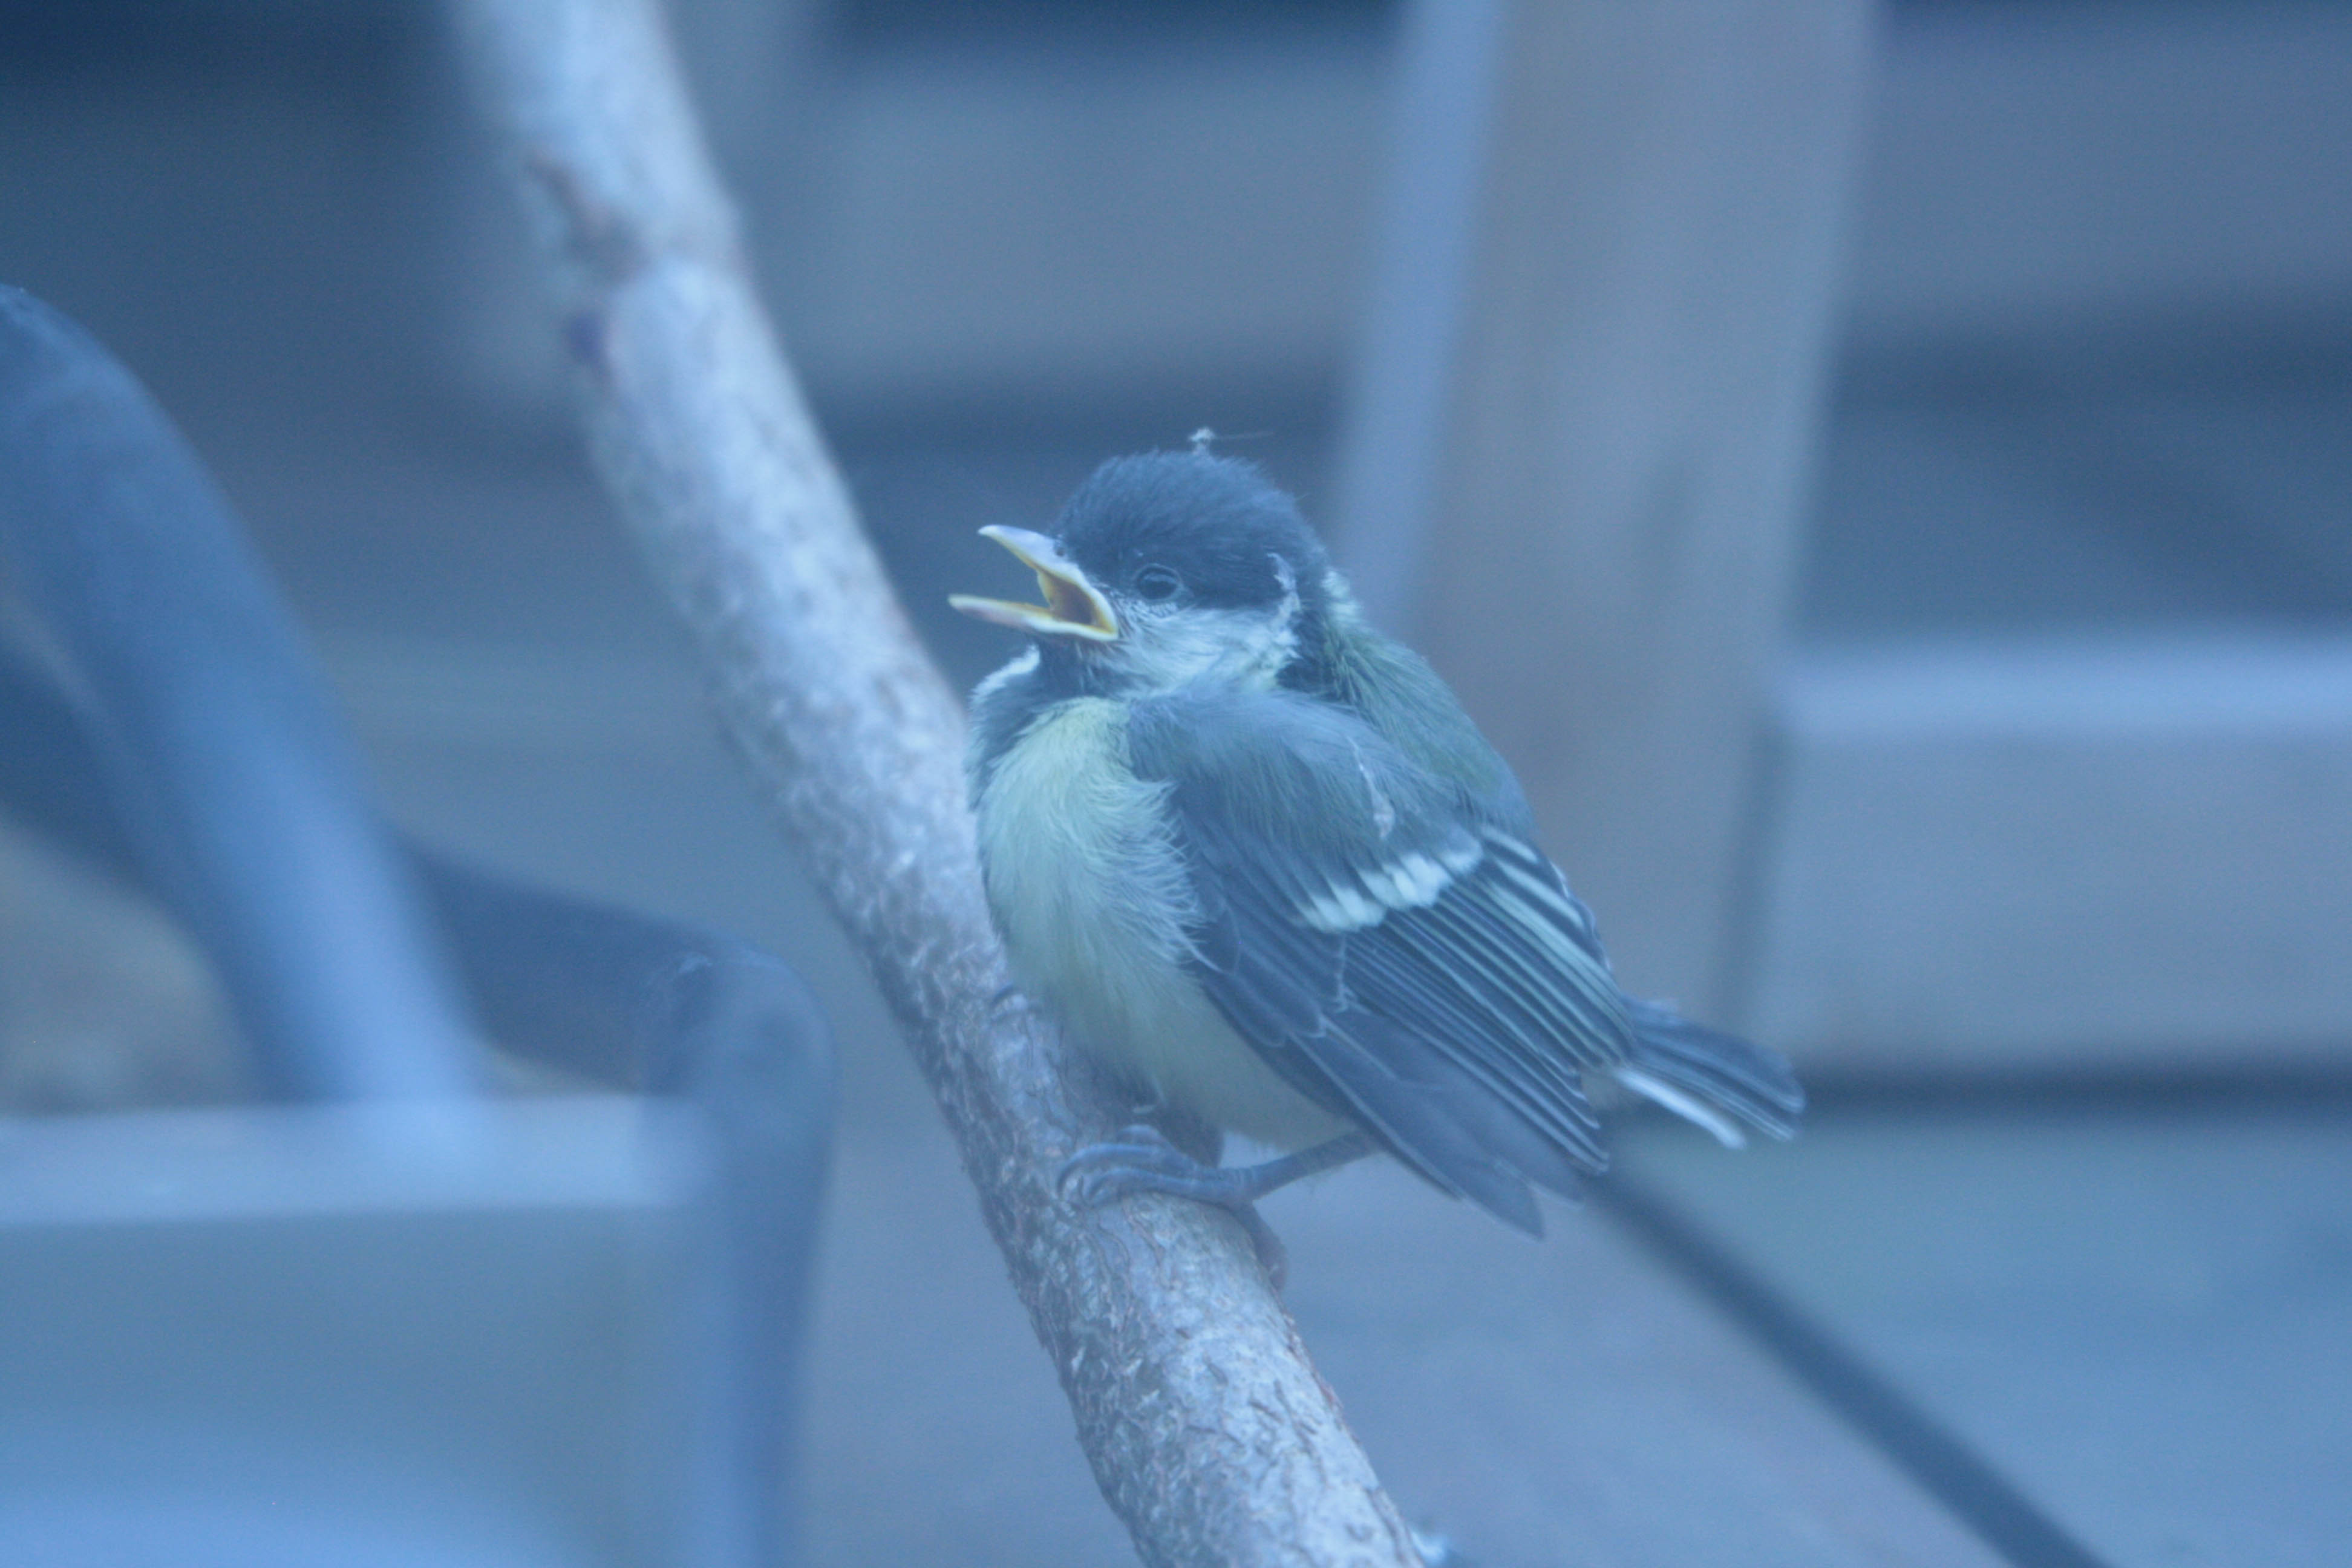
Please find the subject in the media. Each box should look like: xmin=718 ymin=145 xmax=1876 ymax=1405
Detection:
xmin=1 ymin=1 xmax=2347 ymax=1564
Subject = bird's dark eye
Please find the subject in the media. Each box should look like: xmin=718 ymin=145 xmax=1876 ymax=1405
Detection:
xmin=1134 ymin=564 xmax=1183 ymax=603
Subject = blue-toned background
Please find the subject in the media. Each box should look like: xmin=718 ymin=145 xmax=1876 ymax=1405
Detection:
xmin=1 ymin=3 xmax=2345 ymax=1564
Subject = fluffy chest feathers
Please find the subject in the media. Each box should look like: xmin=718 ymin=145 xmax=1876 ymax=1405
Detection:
xmin=975 ymin=697 xmax=1196 ymax=1034
xmin=973 ymin=693 xmax=1347 ymax=1146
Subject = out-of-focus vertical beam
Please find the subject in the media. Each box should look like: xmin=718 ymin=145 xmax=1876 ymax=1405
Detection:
xmin=1331 ymin=0 xmax=1509 ymax=629
xmin=1337 ymin=0 xmax=1872 ymax=1011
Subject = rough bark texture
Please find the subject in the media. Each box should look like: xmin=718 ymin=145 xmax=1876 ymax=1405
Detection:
xmin=452 ymin=2 xmax=1422 ymax=1563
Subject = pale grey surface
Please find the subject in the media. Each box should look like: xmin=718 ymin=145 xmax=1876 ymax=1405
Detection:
xmin=1802 ymin=356 xmax=2352 ymax=642
xmin=1272 ymin=1158 xmax=2002 ymax=1568
xmin=778 ymin=29 xmax=1387 ymax=412
xmin=1744 ymin=636 xmax=2352 ymax=1067
xmin=0 ymin=1100 xmax=713 ymax=1568
xmin=1847 ymin=3 xmax=2352 ymax=340
xmin=1621 ymin=1107 xmax=2352 ymax=1568
xmin=802 ymin=1125 xmax=1148 ymax=1567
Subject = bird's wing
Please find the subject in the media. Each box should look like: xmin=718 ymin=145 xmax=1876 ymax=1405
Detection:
xmin=1126 ymin=689 xmax=1635 ymax=1230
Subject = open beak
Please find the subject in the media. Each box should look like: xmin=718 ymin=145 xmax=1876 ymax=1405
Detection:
xmin=949 ymin=526 xmax=1120 ymax=642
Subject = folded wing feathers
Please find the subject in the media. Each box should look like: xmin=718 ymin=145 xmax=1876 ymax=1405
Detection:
xmin=1131 ymin=690 xmax=1797 ymax=1226
xmin=1389 ymin=876 xmax=1633 ymax=1062
xmin=1478 ymin=827 xmax=1607 ymax=959
xmin=1311 ymin=841 xmax=1628 ymax=1168
xmin=1616 ymin=999 xmax=1806 ymax=1142
xmin=1344 ymin=933 xmax=1609 ymax=1168
xmin=1294 ymin=836 xmax=1480 ymax=933
xmin=1233 ymin=814 xmax=1799 ymax=1196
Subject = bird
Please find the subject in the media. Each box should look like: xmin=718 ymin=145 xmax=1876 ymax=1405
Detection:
xmin=952 ymin=449 xmax=1800 ymax=1257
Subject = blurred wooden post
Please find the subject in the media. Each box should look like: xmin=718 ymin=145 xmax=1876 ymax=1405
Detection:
xmin=1336 ymin=0 xmax=1872 ymax=1012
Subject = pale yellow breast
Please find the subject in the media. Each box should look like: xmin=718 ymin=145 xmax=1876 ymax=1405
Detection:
xmin=976 ymin=698 xmax=1350 ymax=1149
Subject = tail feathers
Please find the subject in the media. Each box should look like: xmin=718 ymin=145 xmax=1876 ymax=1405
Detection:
xmin=1612 ymin=999 xmax=1804 ymax=1147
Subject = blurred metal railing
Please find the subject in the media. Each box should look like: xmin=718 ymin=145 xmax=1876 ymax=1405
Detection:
xmin=0 ymin=286 xmax=831 ymax=1566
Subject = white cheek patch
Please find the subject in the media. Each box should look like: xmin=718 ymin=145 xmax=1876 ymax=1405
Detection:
xmin=1111 ymin=603 xmax=1298 ymax=693
xmin=1117 ymin=611 xmax=1238 ymax=687
xmin=972 ymin=645 xmax=1040 ymax=704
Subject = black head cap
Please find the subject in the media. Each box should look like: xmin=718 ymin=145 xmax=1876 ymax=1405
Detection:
xmin=1055 ymin=451 xmax=1331 ymax=614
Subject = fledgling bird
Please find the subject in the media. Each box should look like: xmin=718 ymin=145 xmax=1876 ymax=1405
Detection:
xmin=953 ymin=449 xmax=1800 ymax=1246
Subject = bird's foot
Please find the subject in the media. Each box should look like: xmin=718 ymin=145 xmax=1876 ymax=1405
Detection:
xmin=1059 ymin=1123 xmax=1242 ymax=1206
xmin=1055 ymin=1128 xmax=1377 ymax=1289
xmin=1057 ymin=1123 xmax=1294 ymax=1284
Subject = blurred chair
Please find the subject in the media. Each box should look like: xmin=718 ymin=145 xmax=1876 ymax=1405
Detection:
xmin=0 ymin=286 xmax=831 ymax=1567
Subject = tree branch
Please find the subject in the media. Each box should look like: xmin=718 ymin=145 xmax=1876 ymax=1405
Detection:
xmin=451 ymin=2 xmax=1422 ymax=1562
